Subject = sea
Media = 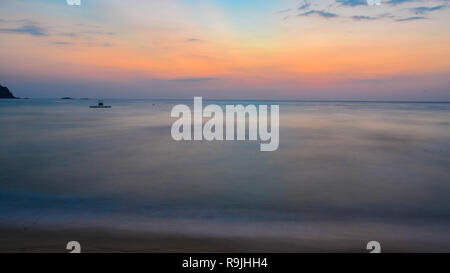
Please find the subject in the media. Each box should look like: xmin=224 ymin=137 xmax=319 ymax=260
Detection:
xmin=1 ymin=99 xmax=449 ymax=251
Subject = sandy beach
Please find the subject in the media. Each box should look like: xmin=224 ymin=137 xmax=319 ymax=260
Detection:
xmin=1 ymin=227 xmax=450 ymax=253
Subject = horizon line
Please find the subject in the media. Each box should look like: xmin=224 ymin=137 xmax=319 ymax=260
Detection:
xmin=5 ymin=98 xmax=450 ymax=103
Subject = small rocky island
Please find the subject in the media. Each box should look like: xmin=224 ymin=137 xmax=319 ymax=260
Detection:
xmin=0 ymin=85 xmax=16 ymax=99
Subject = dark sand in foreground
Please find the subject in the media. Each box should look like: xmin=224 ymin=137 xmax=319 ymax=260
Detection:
xmin=1 ymin=228 xmax=449 ymax=253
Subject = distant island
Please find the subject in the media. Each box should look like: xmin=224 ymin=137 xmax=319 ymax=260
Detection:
xmin=61 ymin=97 xmax=73 ymax=100
xmin=0 ymin=85 xmax=17 ymax=99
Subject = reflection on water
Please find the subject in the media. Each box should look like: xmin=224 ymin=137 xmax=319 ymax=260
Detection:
xmin=0 ymin=99 xmax=449 ymax=248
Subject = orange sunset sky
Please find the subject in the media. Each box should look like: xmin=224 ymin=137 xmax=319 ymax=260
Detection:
xmin=0 ymin=0 xmax=449 ymax=100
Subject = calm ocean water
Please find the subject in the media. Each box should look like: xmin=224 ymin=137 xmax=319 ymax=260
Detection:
xmin=1 ymin=99 xmax=449 ymax=248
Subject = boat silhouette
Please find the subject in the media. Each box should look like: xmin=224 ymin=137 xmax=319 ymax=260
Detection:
xmin=90 ymin=100 xmax=111 ymax=108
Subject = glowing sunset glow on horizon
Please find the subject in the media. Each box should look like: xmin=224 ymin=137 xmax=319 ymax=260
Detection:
xmin=0 ymin=0 xmax=449 ymax=99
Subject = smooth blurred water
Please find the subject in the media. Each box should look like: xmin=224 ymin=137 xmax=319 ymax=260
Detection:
xmin=1 ymin=99 xmax=449 ymax=247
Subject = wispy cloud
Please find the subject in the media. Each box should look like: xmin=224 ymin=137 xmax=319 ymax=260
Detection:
xmin=0 ymin=24 xmax=47 ymax=36
xmin=276 ymin=9 xmax=291 ymax=13
xmin=352 ymin=13 xmax=396 ymax=21
xmin=298 ymin=1 xmax=311 ymax=10
xmin=187 ymin=38 xmax=201 ymax=42
xmin=352 ymin=15 xmax=378 ymax=21
xmin=298 ymin=10 xmax=339 ymax=18
xmin=52 ymin=41 xmax=72 ymax=45
xmin=56 ymin=30 xmax=114 ymax=39
xmin=396 ymin=16 xmax=427 ymax=22
xmin=386 ymin=0 xmax=420 ymax=4
xmin=412 ymin=5 xmax=446 ymax=15
xmin=337 ymin=0 xmax=425 ymax=6
xmin=58 ymin=32 xmax=79 ymax=37
xmin=335 ymin=0 xmax=367 ymax=6
xmin=170 ymin=77 xmax=219 ymax=82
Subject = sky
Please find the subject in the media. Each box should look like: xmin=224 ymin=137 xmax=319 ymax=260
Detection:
xmin=0 ymin=0 xmax=449 ymax=100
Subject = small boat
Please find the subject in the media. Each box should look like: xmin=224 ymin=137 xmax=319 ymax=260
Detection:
xmin=90 ymin=100 xmax=111 ymax=108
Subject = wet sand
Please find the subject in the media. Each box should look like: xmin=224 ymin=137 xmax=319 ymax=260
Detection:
xmin=1 ymin=228 xmax=449 ymax=253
